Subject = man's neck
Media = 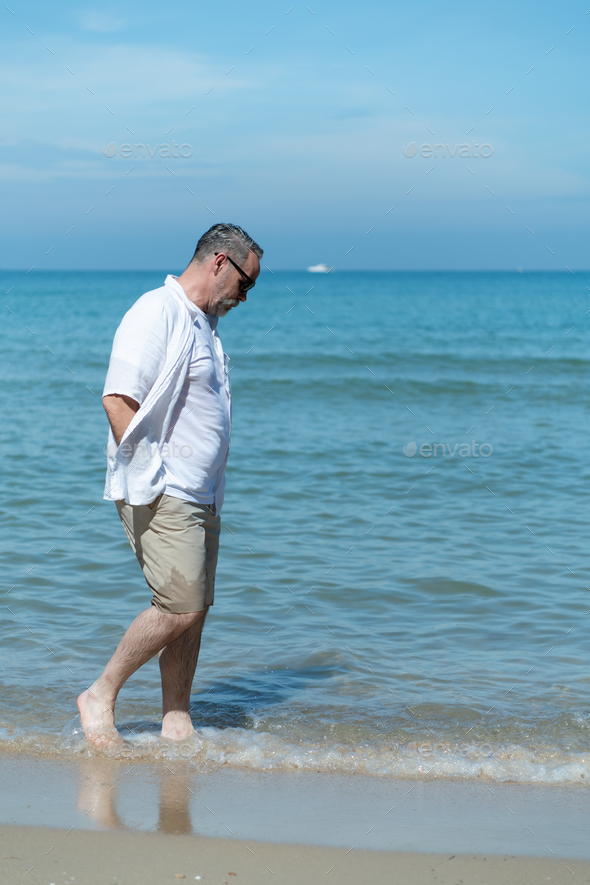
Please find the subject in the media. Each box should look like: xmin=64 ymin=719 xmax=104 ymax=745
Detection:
xmin=176 ymin=265 xmax=212 ymax=314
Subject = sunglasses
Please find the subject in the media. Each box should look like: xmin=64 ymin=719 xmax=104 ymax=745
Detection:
xmin=214 ymin=252 xmax=256 ymax=293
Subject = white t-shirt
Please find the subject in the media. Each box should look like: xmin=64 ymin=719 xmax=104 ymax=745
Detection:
xmin=161 ymin=280 xmax=231 ymax=508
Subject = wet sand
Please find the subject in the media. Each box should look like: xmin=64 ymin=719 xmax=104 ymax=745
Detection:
xmin=1 ymin=753 xmax=589 ymax=883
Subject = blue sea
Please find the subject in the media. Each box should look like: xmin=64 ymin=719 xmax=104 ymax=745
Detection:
xmin=2 ymin=269 xmax=590 ymax=783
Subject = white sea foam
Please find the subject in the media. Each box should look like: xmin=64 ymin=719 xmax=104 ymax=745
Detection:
xmin=5 ymin=723 xmax=577 ymax=784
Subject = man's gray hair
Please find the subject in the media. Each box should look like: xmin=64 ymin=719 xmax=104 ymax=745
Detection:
xmin=191 ymin=223 xmax=263 ymax=265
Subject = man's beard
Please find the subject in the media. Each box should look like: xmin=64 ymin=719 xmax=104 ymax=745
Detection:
xmin=212 ymin=295 xmax=240 ymax=317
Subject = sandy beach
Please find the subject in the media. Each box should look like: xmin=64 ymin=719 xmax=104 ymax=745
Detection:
xmin=1 ymin=753 xmax=589 ymax=883
xmin=3 ymin=824 xmax=590 ymax=885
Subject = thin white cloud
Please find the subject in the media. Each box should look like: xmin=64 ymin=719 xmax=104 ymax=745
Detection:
xmin=77 ymin=11 xmax=125 ymax=33
xmin=0 ymin=41 xmax=252 ymax=126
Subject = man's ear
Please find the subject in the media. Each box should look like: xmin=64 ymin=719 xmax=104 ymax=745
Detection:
xmin=212 ymin=253 xmax=225 ymax=276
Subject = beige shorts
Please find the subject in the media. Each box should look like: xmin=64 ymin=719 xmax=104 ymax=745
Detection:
xmin=115 ymin=493 xmax=221 ymax=614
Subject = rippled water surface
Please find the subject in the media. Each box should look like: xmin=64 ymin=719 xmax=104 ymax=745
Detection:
xmin=2 ymin=270 xmax=590 ymax=782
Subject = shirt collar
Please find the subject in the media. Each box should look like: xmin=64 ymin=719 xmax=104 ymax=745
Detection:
xmin=165 ymin=274 xmax=218 ymax=330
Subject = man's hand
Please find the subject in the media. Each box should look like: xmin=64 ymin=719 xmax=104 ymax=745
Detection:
xmin=102 ymin=394 xmax=140 ymax=446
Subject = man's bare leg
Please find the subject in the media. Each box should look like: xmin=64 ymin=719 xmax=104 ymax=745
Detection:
xmin=77 ymin=606 xmax=202 ymax=748
xmin=159 ymin=607 xmax=208 ymax=740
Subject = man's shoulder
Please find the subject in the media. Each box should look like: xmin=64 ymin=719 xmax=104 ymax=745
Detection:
xmin=118 ymin=282 xmax=186 ymax=330
xmin=110 ymin=283 xmax=190 ymax=354
xmin=131 ymin=282 xmax=183 ymax=315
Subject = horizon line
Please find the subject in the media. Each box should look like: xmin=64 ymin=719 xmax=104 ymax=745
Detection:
xmin=1 ymin=268 xmax=589 ymax=274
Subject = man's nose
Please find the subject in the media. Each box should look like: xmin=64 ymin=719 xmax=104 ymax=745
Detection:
xmin=238 ymin=291 xmax=247 ymax=302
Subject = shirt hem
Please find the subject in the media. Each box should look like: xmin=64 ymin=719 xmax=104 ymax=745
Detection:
xmin=163 ymin=488 xmax=216 ymax=505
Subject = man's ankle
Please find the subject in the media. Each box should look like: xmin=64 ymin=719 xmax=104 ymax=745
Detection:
xmin=88 ymin=679 xmax=117 ymax=706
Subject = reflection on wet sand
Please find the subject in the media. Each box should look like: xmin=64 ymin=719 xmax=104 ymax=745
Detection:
xmin=77 ymin=759 xmax=196 ymax=835
xmin=157 ymin=768 xmax=193 ymax=835
xmin=76 ymin=759 xmax=124 ymax=830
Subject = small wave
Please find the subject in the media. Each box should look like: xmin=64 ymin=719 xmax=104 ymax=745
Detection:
xmin=2 ymin=723 xmax=589 ymax=784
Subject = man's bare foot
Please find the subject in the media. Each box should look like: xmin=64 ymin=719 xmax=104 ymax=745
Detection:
xmin=77 ymin=688 xmax=125 ymax=749
xmin=161 ymin=711 xmax=194 ymax=741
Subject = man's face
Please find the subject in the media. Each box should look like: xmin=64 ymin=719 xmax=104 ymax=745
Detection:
xmin=210 ymin=252 xmax=261 ymax=317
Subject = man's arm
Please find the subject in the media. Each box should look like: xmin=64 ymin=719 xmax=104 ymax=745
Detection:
xmin=103 ymin=394 xmax=140 ymax=446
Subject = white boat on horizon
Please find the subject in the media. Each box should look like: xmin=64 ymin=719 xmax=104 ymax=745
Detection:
xmin=307 ymin=263 xmax=333 ymax=273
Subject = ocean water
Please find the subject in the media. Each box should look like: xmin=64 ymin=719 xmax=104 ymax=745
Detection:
xmin=2 ymin=269 xmax=590 ymax=784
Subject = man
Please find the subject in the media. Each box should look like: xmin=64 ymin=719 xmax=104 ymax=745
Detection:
xmin=77 ymin=223 xmax=263 ymax=748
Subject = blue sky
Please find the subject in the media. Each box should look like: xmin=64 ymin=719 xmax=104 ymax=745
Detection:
xmin=1 ymin=0 xmax=589 ymax=269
